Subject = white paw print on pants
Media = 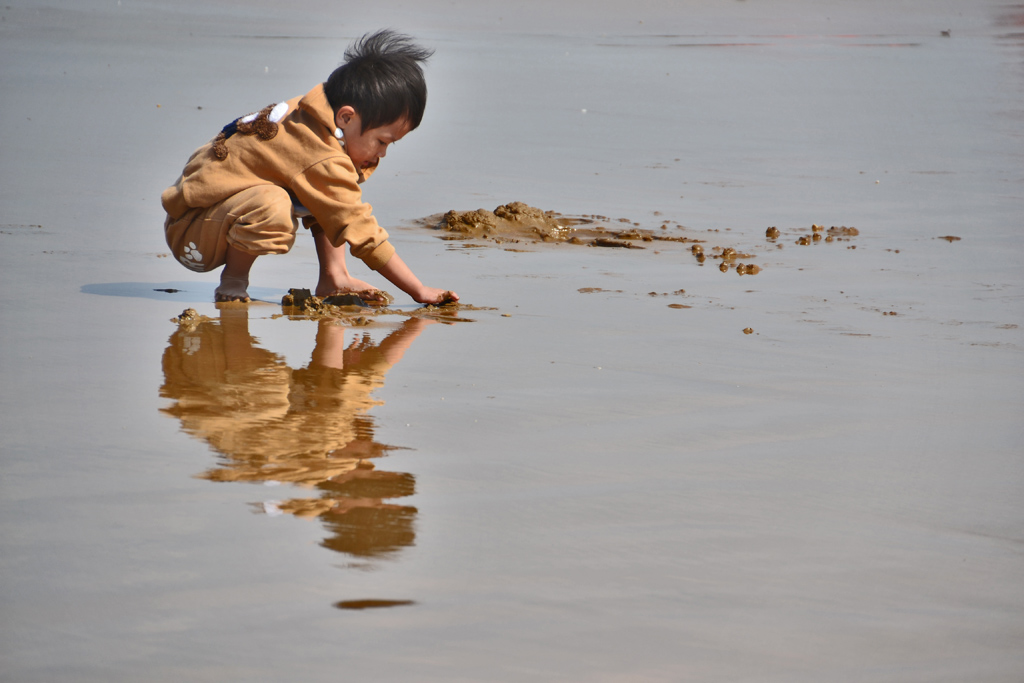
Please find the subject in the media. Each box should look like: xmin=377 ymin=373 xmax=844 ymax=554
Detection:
xmin=178 ymin=241 xmax=205 ymax=271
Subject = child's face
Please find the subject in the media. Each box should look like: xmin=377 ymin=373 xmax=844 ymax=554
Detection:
xmin=334 ymin=107 xmax=412 ymax=171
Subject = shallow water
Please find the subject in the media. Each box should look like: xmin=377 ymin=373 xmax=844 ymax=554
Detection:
xmin=1 ymin=1 xmax=1022 ymax=681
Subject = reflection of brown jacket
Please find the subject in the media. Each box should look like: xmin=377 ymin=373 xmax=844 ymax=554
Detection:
xmin=160 ymin=321 xmax=393 ymax=487
xmin=160 ymin=84 xmax=395 ymax=269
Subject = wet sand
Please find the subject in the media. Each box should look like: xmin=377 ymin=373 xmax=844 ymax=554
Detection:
xmin=1 ymin=1 xmax=1023 ymax=681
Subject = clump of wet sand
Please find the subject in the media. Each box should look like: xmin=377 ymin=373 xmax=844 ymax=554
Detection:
xmin=696 ymin=221 xmax=862 ymax=274
xmin=419 ymin=204 xmax=866 ymax=282
xmin=418 ymin=201 xmax=701 ymax=251
xmin=275 ymin=288 xmax=485 ymax=325
xmin=418 ymin=204 xmax=872 ymax=295
xmin=772 ymin=223 xmax=861 ymax=246
xmin=281 ymin=287 xmax=394 ymax=308
xmin=171 ymin=308 xmax=214 ymax=331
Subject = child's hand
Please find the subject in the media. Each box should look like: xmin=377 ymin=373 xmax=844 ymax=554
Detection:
xmin=414 ymin=287 xmax=458 ymax=305
xmin=377 ymin=254 xmax=459 ymax=306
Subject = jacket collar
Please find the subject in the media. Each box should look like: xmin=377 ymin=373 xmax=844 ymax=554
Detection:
xmin=298 ymin=83 xmax=337 ymax=132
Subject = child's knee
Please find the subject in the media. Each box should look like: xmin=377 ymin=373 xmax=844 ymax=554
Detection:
xmin=225 ymin=186 xmax=298 ymax=256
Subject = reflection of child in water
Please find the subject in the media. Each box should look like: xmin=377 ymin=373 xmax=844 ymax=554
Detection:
xmin=161 ymin=30 xmax=458 ymax=305
xmin=160 ymin=309 xmax=432 ymax=558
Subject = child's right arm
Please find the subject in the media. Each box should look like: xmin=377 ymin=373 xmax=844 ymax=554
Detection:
xmin=377 ymin=254 xmax=458 ymax=305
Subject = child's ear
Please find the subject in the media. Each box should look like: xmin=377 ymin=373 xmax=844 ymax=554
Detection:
xmin=335 ymin=106 xmax=356 ymax=128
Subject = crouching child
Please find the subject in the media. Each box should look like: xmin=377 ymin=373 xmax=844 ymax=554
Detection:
xmin=161 ymin=30 xmax=458 ymax=305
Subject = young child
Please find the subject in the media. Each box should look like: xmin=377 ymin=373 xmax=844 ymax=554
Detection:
xmin=161 ymin=30 xmax=458 ymax=305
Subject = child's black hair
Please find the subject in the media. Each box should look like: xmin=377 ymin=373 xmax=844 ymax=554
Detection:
xmin=325 ymin=30 xmax=433 ymax=133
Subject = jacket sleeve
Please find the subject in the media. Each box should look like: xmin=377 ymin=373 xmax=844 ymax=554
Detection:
xmin=290 ymin=157 xmax=396 ymax=270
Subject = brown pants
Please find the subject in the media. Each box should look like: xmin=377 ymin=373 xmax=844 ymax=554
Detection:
xmin=164 ymin=186 xmax=298 ymax=273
